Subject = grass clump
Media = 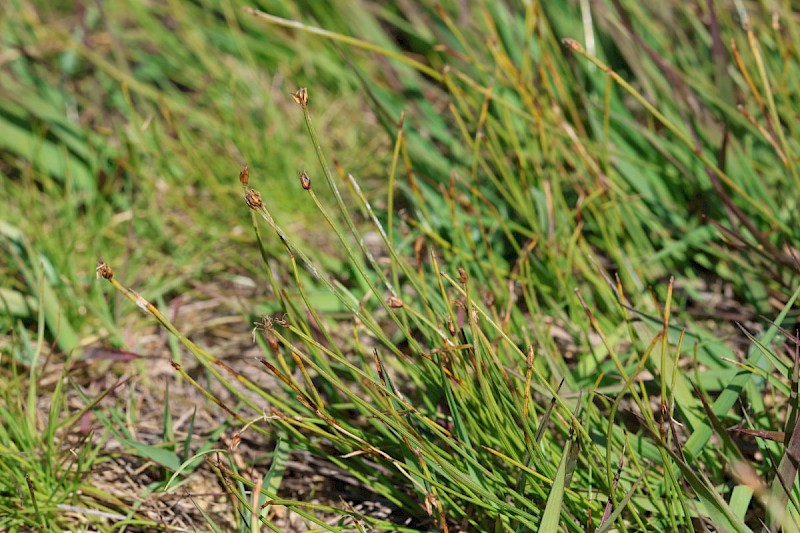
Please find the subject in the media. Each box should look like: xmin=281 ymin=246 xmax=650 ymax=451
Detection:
xmin=4 ymin=0 xmax=800 ymax=531
xmin=0 ymin=288 xmax=114 ymax=531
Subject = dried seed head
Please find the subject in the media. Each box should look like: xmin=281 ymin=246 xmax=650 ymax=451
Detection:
xmin=457 ymin=267 xmax=468 ymax=284
xmin=562 ymin=38 xmax=583 ymax=52
xmin=239 ymin=163 xmax=250 ymax=185
xmin=254 ymin=315 xmax=274 ymax=331
xmin=291 ymin=88 xmax=308 ymax=106
xmin=299 ymin=170 xmax=311 ymax=190
xmin=387 ymin=296 xmax=404 ymax=308
xmin=96 ymin=258 xmax=113 ymax=280
xmin=483 ymin=290 xmax=495 ymax=307
xmin=244 ymin=189 xmax=263 ymax=209
xmin=252 ymin=316 xmax=273 ymax=342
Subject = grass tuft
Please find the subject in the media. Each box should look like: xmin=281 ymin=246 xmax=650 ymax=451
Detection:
xmin=3 ymin=1 xmax=800 ymax=531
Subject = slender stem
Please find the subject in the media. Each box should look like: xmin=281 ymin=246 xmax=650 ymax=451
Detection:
xmin=243 ymin=7 xmax=442 ymax=81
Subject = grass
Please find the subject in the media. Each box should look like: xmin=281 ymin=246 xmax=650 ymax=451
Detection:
xmin=2 ymin=0 xmax=800 ymax=531
xmin=0 ymin=289 xmax=103 ymax=531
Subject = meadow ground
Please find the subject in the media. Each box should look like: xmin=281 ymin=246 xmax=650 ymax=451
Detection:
xmin=2 ymin=1 xmax=800 ymax=532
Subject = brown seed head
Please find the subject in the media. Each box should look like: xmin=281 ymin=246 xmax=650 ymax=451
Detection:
xmin=96 ymin=258 xmax=113 ymax=280
xmin=299 ymin=171 xmax=311 ymax=190
xmin=239 ymin=163 xmax=250 ymax=185
xmin=483 ymin=290 xmax=495 ymax=307
xmin=457 ymin=267 xmax=468 ymax=284
xmin=291 ymin=88 xmax=308 ymax=106
xmin=562 ymin=38 xmax=584 ymax=52
xmin=245 ymin=189 xmax=263 ymax=209
xmin=254 ymin=315 xmax=273 ymax=332
xmin=274 ymin=314 xmax=290 ymax=327
xmin=387 ymin=296 xmax=404 ymax=308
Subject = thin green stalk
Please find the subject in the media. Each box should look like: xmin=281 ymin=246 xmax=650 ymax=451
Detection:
xmin=243 ymin=8 xmax=443 ymax=81
xmin=562 ymin=38 xmax=790 ymax=234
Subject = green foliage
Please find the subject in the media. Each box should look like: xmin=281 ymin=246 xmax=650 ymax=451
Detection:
xmin=0 ymin=283 xmax=108 ymax=531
